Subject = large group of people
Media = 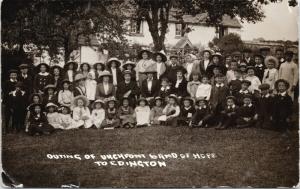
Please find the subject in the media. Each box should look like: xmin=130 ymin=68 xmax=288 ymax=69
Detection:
xmin=2 ymin=47 xmax=298 ymax=136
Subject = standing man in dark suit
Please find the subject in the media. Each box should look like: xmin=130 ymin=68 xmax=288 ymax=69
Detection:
xmin=199 ymin=48 xmax=213 ymax=77
xmin=18 ymin=63 xmax=33 ymax=95
xmin=140 ymin=67 xmax=160 ymax=106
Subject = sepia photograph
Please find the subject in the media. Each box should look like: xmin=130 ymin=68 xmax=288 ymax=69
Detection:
xmin=1 ymin=0 xmax=299 ymax=187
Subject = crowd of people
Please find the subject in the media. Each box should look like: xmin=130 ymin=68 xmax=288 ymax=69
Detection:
xmin=2 ymin=47 xmax=298 ymax=136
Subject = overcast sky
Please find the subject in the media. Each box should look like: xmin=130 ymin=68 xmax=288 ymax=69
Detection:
xmin=240 ymin=0 xmax=298 ymax=41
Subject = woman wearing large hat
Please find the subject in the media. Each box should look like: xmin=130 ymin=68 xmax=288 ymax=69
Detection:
xmin=93 ymin=61 xmax=105 ymax=83
xmin=50 ymin=65 xmax=63 ymax=89
xmin=33 ymin=63 xmax=54 ymax=94
xmin=106 ymin=57 xmax=123 ymax=86
xmin=79 ymin=62 xmax=91 ymax=78
xmin=153 ymin=50 xmax=167 ymax=80
xmin=122 ymin=60 xmax=137 ymax=81
xmin=136 ymin=49 xmax=156 ymax=87
xmin=42 ymin=84 xmax=58 ymax=106
xmin=63 ymin=61 xmax=78 ymax=82
xmin=116 ymin=70 xmax=139 ymax=107
xmin=73 ymin=73 xmax=87 ymax=97
xmin=140 ymin=66 xmax=160 ymax=105
xmin=95 ymin=70 xmax=115 ymax=100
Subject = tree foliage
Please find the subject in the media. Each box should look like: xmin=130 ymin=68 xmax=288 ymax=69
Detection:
xmin=208 ymin=33 xmax=244 ymax=54
xmin=1 ymin=0 xmax=127 ymax=61
xmin=129 ymin=0 xmax=296 ymax=51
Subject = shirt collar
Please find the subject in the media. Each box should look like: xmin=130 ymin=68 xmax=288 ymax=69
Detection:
xmin=255 ymin=64 xmax=263 ymax=67
xmin=263 ymin=93 xmax=270 ymax=98
xmin=10 ymin=79 xmax=17 ymax=82
xmin=228 ymin=104 xmax=236 ymax=109
xmin=39 ymin=72 xmax=49 ymax=76
xmin=244 ymin=103 xmax=253 ymax=107
xmin=239 ymin=89 xmax=249 ymax=94
xmin=12 ymin=90 xmax=25 ymax=96
xmin=280 ymin=91 xmax=287 ymax=96
xmin=216 ymin=83 xmax=224 ymax=87
xmin=199 ymin=106 xmax=207 ymax=109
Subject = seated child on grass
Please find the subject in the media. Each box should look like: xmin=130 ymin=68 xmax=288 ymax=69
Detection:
xmin=215 ymin=96 xmax=238 ymax=130
xmin=72 ymin=95 xmax=93 ymax=129
xmin=118 ymin=97 xmax=135 ymax=128
xmin=102 ymin=97 xmax=120 ymax=128
xmin=236 ymin=94 xmax=258 ymax=128
xmin=190 ymin=98 xmax=212 ymax=128
xmin=134 ymin=97 xmax=151 ymax=127
xmin=178 ymin=97 xmax=195 ymax=126
xmin=150 ymin=97 xmax=164 ymax=126
xmin=91 ymin=99 xmax=105 ymax=129
xmin=161 ymin=94 xmax=180 ymax=127
xmin=46 ymin=102 xmax=63 ymax=129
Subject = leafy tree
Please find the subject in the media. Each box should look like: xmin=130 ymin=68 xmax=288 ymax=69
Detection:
xmin=1 ymin=0 xmax=127 ymax=62
xmin=128 ymin=0 xmax=297 ymax=51
xmin=208 ymin=33 xmax=244 ymax=54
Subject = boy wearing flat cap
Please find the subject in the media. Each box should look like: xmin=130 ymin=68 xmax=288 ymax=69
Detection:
xmin=255 ymin=83 xmax=273 ymax=129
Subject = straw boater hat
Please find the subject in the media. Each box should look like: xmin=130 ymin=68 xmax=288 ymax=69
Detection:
xmin=72 ymin=95 xmax=90 ymax=107
xmin=29 ymin=103 xmax=44 ymax=112
xmin=226 ymin=96 xmax=236 ymax=102
xmin=92 ymin=99 xmax=105 ymax=108
xmin=74 ymin=73 xmax=86 ymax=82
xmin=43 ymin=84 xmax=56 ymax=93
xmin=137 ymin=97 xmax=148 ymax=105
xmin=154 ymin=96 xmax=163 ymax=102
xmin=80 ymin=62 xmax=91 ymax=71
xmin=106 ymin=96 xmax=117 ymax=104
xmin=93 ymin=62 xmax=105 ymax=70
xmin=202 ymin=48 xmax=213 ymax=55
xmin=46 ymin=102 xmax=58 ymax=109
xmin=37 ymin=63 xmax=50 ymax=71
xmin=264 ymin=56 xmax=278 ymax=68
xmin=153 ymin=50 xmax=167 ymax=62
xmin=18 ymin=64 xmax=29 ymax=69
xmin=99 ymin=70 xmax=112 ymax=80
xmin=138 ymin=49 xmax=152 ymax=59
xmin=107 ymin=57 xmax=121 ymax=68
xmin=122 ymin=60 xmax=136 ymax=70
xmin=241 ymin=80 xmax=251 ymax=86
xmin=274 ymin=79 xmax=290 ymax=90
xmin=64 ymin=61 xmax=78 ymax=71
xmin=169 ymin=54 xmax=179 ymax=59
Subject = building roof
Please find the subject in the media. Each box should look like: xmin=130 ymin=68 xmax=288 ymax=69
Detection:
xmin=173 ymin=36 xmax=193 ymax=49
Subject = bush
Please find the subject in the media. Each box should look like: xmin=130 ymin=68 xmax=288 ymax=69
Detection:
xmin=208 ymin=33 xmax=244 ymax=54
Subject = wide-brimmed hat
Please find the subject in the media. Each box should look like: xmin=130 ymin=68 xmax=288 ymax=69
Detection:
xmin=37 ymin=63 xmax=50 ymax=71
xmin=80 ymin=62 xmax=91 ymax=71
xmin=274 ymin=79 xmax=290 ymax=90
xmin=137 ymin=97 xmax=148 ymax=105
xmin=138 ymin=49 xmax=152 ymax=60
xmin=211 ymin=52 xmax=222 ymax=59
xmin=46 ymin=102 xmax=58 ymax=109
xmin=168 ymin=94 xmax=178 ymax=102
xmin=264 ymin=56 xmax=278 ymax=68
xmin=122 ymin=60 xmax=136 ymax=70
xmin=8 ymin=69 xmax=18 ymax=75
xmin=243 ymin=94 xmax=253 ymax=100
xmin=176 ymin=66 xmax=187 ymax=74
xmin=44 ymin=84 xmax=56 ymax=92
xmin=93 ymin=62 xmax=105 ymax=70
xmin=74 ymin=73 xmax=86 ymax=82
xmin=232 ymin=51 xmax=242 ymax=57
xmin=72 ymin=95 xmax=89 ymax=107
xmin=64 ymin=61 xmax=78 ymax=71
xmin=28 ymin=103 xmax=44 ymax=112
xmin=153 ymin=51 xmax=167 ymax=62
xmin=169 ymin=54 xmax=179 ymax=59
xmin=226 ymin=96 xmax=236 ymax=102
xmin=105 ymin=96 xmax=117 ymax=104
xmin=202 ymin=48 xmax=213 ymax=55
xmin=154 ymin=96 xmax=163 ymax=102
xmin=259 ymin=83 xmax=271 ymax=90
xmin=92 ymin=99 xmax=105 ymax=108
xmin=51 ymin=65 xmax=63 ymax=73
xmin=107 ymin=57 xmax=121 ymax=68
xmin=196 ymin=97 xmax=208 ymax=104
xmin=239 ymin=62 xmax=247 ymax=68
xmin=99 ymin=70 xmax=112 ymax=79
xmin=183 ymin=96 xmax=194 ymax=105
xmin=241 ymin=80 xmax=251 ymax=86
xmin=18 ymin=64 xmax=29 ymax=69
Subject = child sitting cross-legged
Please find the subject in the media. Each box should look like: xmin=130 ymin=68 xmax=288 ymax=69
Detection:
xmin=118 ymin=97 xmax=135 ymax=128
xmin=215 ymin=96 xmax=239 ymax=130
xmin=102 ymin=97 xmax=120 ymax=128
xmin=178 ymin=97 xmax=195 ymax=126
xmin=91 ymin=99 xmax=105 ymax=129
xmin=160 ymin=94 xmax=180 ymax=127
xmin=58 ymin=105 xmax=74 ymax=130
xmin=134 ymin=97 xmax=151 ymax=127
xmin=236 ymin=94 xmax=258 ymax=128
xmin=27 ymin=103 xmax=54 ymax=136
xmin=46 ymin=102 xmax=63 ymax=130
xmin=190 ymin=98 xmax=212 ymax=128
xmin=150 ymin=96 xmax=164 ymax=126
xmin=72 ymin=95 xmax=93 ymax=129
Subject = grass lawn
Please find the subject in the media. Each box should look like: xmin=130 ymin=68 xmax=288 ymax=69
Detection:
xmin=2 ymin=125 xmax=299 ymax=188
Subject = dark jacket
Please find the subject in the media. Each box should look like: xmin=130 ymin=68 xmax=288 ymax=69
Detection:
xmin=272 ymin=93 xmax=293 ymax=120
xmin=117 ymin=81 xmax=139 ymax=101
xmin=33 ymin=73 xmax=54 ymax=93
xmin=171 ymin=78 xmax=188 ymax=98
xmin=141 ymin=79 xmax=160 ymax=98
xmin=210 ymin=84 xmax=229 ymax=109
xmin=237 ymin=104 xmax=256 ymax=118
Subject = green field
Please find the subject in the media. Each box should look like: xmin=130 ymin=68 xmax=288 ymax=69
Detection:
xmin=2 ymin=126 xmax=299 ymax=188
